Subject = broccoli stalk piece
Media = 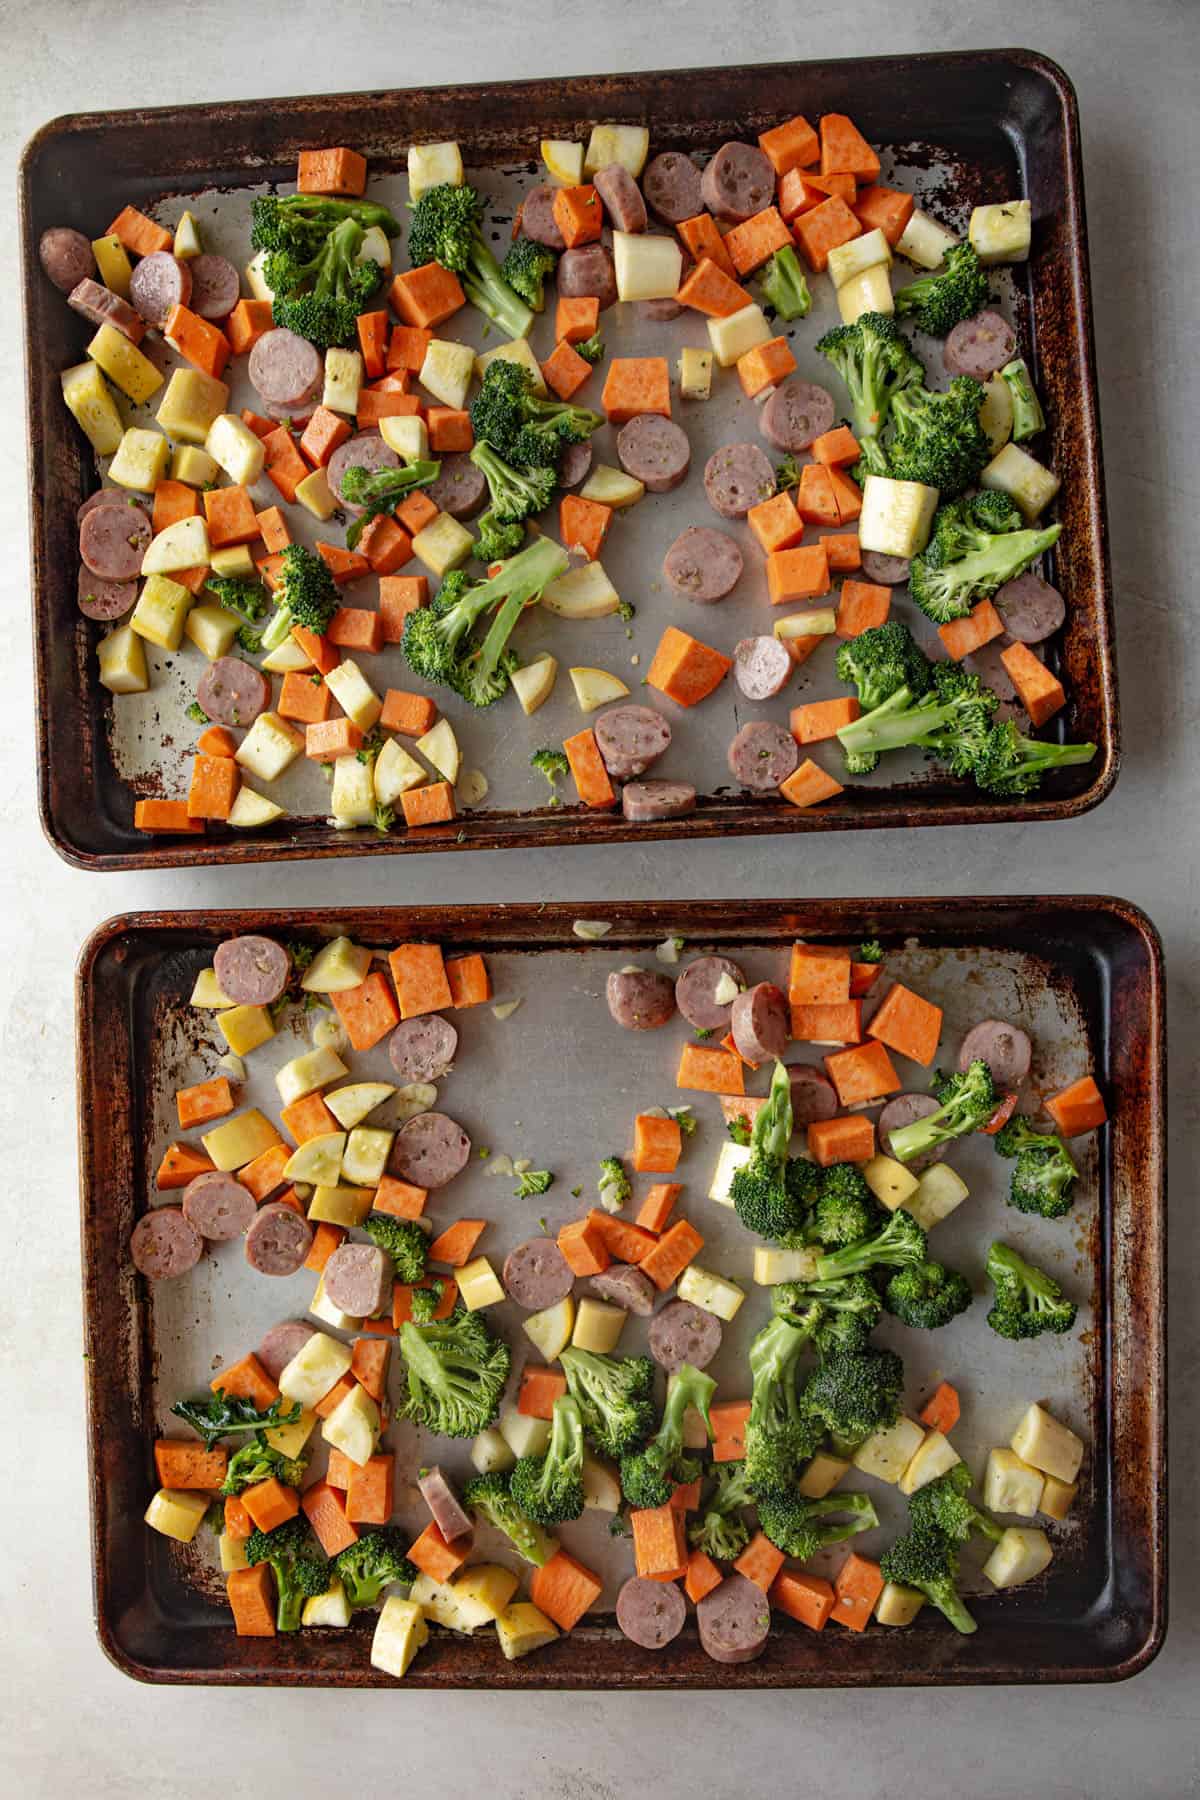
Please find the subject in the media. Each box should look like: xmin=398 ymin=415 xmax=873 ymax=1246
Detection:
xmin=397 ymin=1308 xmax=511 ymax=1438
xmin=892 ymin=241 xmax=989 ymax=336
xmin=597 ymin=1155 xmax=631 ymax=1213
xmin=908 ymin=1463 xmax=1003 ymax=1546
xmin=244 ymin=1519 xmax=328 ymax=1631
xmin=993 ymin=1114 xmax=1079 ymax=1217
xmin=909 ymin=492 xmax=1062 ymax=624
xmin=470 ymin=440 xmax=557 ymax=524
xmin=363 ymin=1214 xmax=429 ymax=1284
xmin=835 ymin=621 xmax=933 ymax=715
xmin=260 ymin=544 xmax=340 ymax=651
xmin=170 ymin=1390 xmax=301 ymax=1450
xmin=760 ymin=245 xmax=811 ymax=320
xmin=340 ymin=459 xmax=441 ymax=551
xmin=401 ymin=535 xmax=568 ymax=706
xmin=970 ymin=720 xmax=1097 ymax=798
xmin=500 ymin=237 xmax=558 ymax=311
xmin=251 ymin=194 xmax=400 ymax=258
xmin=510 ymin=1394 xmax=586 ymax=1526
xmin=756 ymin=1490 xmax=880 ymax=1561
xmin=619 ymin=1362 xmax=715 ymax=1511
xmin=573 ymin=330 xmax=604 ymax=364
xmin=886 ymin=1059 xmax=999 ymax=1165
xmin=530 ymin=747 xmax=570 ymax=790
xmin=813 ymin=1207 xmax=928 ymax=1283
xmin=816 ymin=311 xmax=924 ymax=442
xmin=408 ymin=183 xmax=534 ymax=338
xmin=985 ymin=1242 xmax=1077 ymax=1339
xmin=886 ymin=377 xmax=990 ymax=499
xmin=220 ymin=1433 xmax=307 ymax=1496
xmin=333 ymin=1527 xmax=418 ymax=1609
xmin=515 ymin=1168 xmax=553 ymax=1198
xmin=836 ymin=663 xmax=999 ymax=773
xmin=730 ymin=1060 xmax=807 ymax=1244
xmin=463 ymin=1471 xmax=557 ymax=1566
xmin=883 ymin=1259 xmax=973 ymax=1329
xmin=743 ymin=1315 xmax=826 ymax=1497
xmin=687 ymin=1460 xmax=754 ymax=1562
xmin=775 ymin=453 xmax=803 ymax=493
xmin=800 ymin=1346 xmax=905 ymax=1455
xmin=999 ymin=357 xmax=1046 ymax=441
xmin=559 ymin=1347 xmax=656 ymax=1459
xmin=267 ymin=216 xmax=383 ymax=350
xmin=880 ymin=1527 xmax=977 ymax=1634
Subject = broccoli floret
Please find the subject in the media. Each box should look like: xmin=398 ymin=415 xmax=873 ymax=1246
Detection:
xmin=908 ymin=1462 xmax=1003 ymax=1546
xmin=220 ymin=1432 xmax=308 ymax=1496
xmin=251 ymin=194 xmax=399 ymax=258
xmin=886 ymin=377 xmax=990 ymax=499
xmin=743 ymin=1315 xmax=826 ymax=1497
xmin=970 ymin=720 xmax=1097 ymax=798
xmin=266 ymin=214 xmax=382 ymax=349
xmin=244 ymin=1518 xmax=328 ymax=1631
xmin=800 ymin=1346 xmax=905 ymax=1454
xmin=836 ymin=622 xmax=933 ymax=715
xmin=731 ymin=1061 xmax=807 ymax=1244
xmin=816 ymin=312 xmax=924 ymax=442
xmin=771 ymin=1274 xmax=884 ymax=1358
xmin=463 ymin=1471 xmax=556 ymax=1566
xmin=515 ymin=1168 xmax=553 ymax=1198
xmin=785 ymin=1154 xmax=823 ymax=1214
xmin=475 ymin=511 xmax=527 ymax=565
xmin=363 ymin=1214 xmax=428 ymax=1284
xmin=813 ymin=1207 xmax=928 ymax=1283
xmin=760 ymin=245 xmax=811 ymax=320
xmin=397 ymin=1308 xmax=511 ymax=1438
xmin=892 ymin=241 xmax=989 ymax=337
xmin=333 ymin=1527 xmax=418 ymax=1609
xmin=727 ymin=1115 xmax=752 ymax=1146
xmin=880 ymin=1527 xmax=977 ymax=1634
xmin=401 ymin=535 xmax=568 ymax=705
xmin=909 ymin=492 xmax=1062 ymax=624
xmin=410 ymin=1278 xmax=445 ymax=1324
xmin=205 ymin=573 xmax=270 ymax=623
xmin=757 ymin=1490 xmax=879 ymax=1561
xmin=687 ymin=1460 xmax=754 ymax=1562
xmin=408 ymin=183 xmax=534 ymax=339
xmin=803 ymin=1162 xmax=885 ymax=1248
xmin=985 ymin=1242 xmax=1077 ymax=1339
xmin=500 ymin=237 xmax=558 ymax=311
xmin=260 ymin=544 xmax=340 ymax=651
xmin=510 ymin=1394 xmax=586 ymax=1526
xmin=619 ymin=1362 xmax=715 ymax=1511
xmin=530 ymin=747 xmax=570 ymax=790
xmin=171 ymin=1390 xmax=301 ymax=1450
xmin=775 ymin=453 xmax=803 ymax=493
xmin=883 ymin=1259 xmax=973 ymax=1330
xmin=858 ymin=939 xmax=884 ymax=963
xmin=993 ymin=1114 xmax=1079 ymax=1217
xmin=340 ymin=458 xmax=441 ymax=550
xmin=597 ymin=1155 xmax=631 ymax=1213
xmin=999 ymin=357 xmax=1046 ymax=441
xmin=186 ymin=700 xmax=210 ymax=725
xmin=835 ymin=662 xmax=999 ymax=775
xmin=469 ymin=359 xmax=601 ymax=463
xmin=560 ymin=1347 xmax=655 ymax=1459
xmin=886 ymin=1059 xmax=999 ymax=1165
xmin=470 ymin=441 xmax=557 ymax=525
xmin=573 ymin=330 xmax=604 ymax=364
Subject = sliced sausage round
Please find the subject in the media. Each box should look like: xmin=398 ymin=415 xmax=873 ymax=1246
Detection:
xmin=664 ymin=526 xmax=742 ymax=603
xmin=648 ymin=1299 xmax=722 ymax=1372
xmin=197 ymin=657 xmax=271 ymax=730
xmin=594 ymin=704 xmax=672 ymax=780
xmin=701 ymin=141 xmax=776 ymax=222
xmin=957 ymin=1019 xmax=1033 ymax=1088
xmin=675 ymin=954 xmax=745 ymax=1030
xmin=593 ymin=163 xmax=647 ymax=233
xmin=181 ymin=1171 xmax=257 ymax=1241
xmin=590 ymin=1263 xmax=656 ymax=1316
xmin=623 ymin=780 xmax=697 ymax=822
xmin=79 ymin=503 xmax=151 ymax=581
xmin=417 ymin=1465 xmax=473 ymax=1541
xmin=994 ymin=571 xmax=1066 ymax=644
xmin=704 ymin=442 xmax=777 ymax=519
xmin=77 ymin=565 xmax=135 ymax=621
xmin=860 ymin=550 xmax=911 ymax=586
xmin=606 ymin=968 xmax=676 ymax=1031
xmin=327 ymin=431 xmax=400 ymax=509
xmin=944 ymin=310 xmax=1017 ymax=379
xmin=249 ymin=327 xmax=324 ymax=409
xmin=502 ymin=1237 xmax=574 ymax=1310
xmin=256 ymin=1320 xmax=316 ymax=1382
xmin=390 ymin=1112 xmax=472 ymax=1188
xmin=642 ymin=152 xmax=704 ymax=224
xmin=241 ymin=1202 xmax=309 ymax=1274
xmin=67 ymin=278 xmax=145 ymax=343
xmin=40 ymin=225 xmax=95 ymax=292
xmin=324 ymin=1242 xmax=392 ymax=1317
xmin=787 ymin=1063 xmax=840 ymax=1126
xmin=697 ymin=1573 xmax=772 ymax=1664
xmin=424 ymin=454 xmax=488 ymax=520
xmin=557 ymin=244 xmax=617 ymax=311
xmin=878 ymin=1093 xmax=946 ymax=1170
xmin=728 ymin=720 xmax=799 ymax=792
xmin=616 ymin=414 xmax=691 ymax=493
xmin=734 ymin=634 xmax=791 ymax=699
xmin=186 ymin=253 xmax=241 ymax=320
xmin=388 ymin=1014 xmax=458 ymax=1083
xmin=78 ymin=488 xmax=137 ymax=523
xmin=521 ymin=184 xmax=567 ymax=250
xmin=130 ymin=1207 xmax=203 ymax=1280
xmin=731 ymin=981 xmax=789 ymax=1063
xmin=759 ymin=378 xmax=836 ymax=452
xmin=129 ymin=251 xmax=193 ymax=326
xmin=558 ymin=442 xmax=593 ymax=489
xmin=213 ymin=934 xmax=291 ymax=1006
xmin=617 ymin=1576 xmax=686 ymax=1649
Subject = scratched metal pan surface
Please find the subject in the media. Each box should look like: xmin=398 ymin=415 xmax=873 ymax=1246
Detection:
xmin=25 ymin=51 xmax=1117 ymax=869
xmin=75 ymin=898 xmax=1164 ymax=1687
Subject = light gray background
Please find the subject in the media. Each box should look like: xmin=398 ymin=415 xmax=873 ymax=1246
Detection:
xmin=1 ymin=2 xmax=1194 ymax=1796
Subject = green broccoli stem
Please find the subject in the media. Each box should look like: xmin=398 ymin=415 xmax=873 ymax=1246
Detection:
xmin=1000 ymin=358 xmax=1046 ymax=441
xmin=1000 ymin=737 xmax=1097 ymax=781
xmin=754 ymin=1060 xmax=795 ymax=1167
xmin=463 ymin=229 xmax=534 ymax=338
xmin=836 ymin=685 xmax=965 ymax=758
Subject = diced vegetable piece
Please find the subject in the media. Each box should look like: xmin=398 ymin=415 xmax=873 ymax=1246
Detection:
xmin=498 ymin=1403 xmax=552 ymax=1460
xmin=836 ymin=263 xmax=894 ymax=324
xmin=676 ymin=1263 xmax=745 ymax=1321
xmin=276 ymin=1047 xmax=350 ymax=1105
xmin=858 ymin=474 xmax=938 ymax=558
xmin=307 ymin=1184 xmax=375 ymax=1228
xmin=201 ymin=1109 xmax=281 ymax=1171
xmin=97 ymin=625 xmax=149 ymax=695
xmin=321 ymin=1382 xmax=381 ymax=1466
xmin=897 ymin=1431 xmax=961 ymax=1496
xmin=510 ymin=654 xmax=558 ymax=715
xmin=1010 ymin=1403 xmax=1084 ymax=1484
xmin=707 ymin=302 xmax=773 ymax=367
xmin=980 ymin=442 xmax=1061 ymax=520
xmin=282 ymin=1131 xmax=346 ymax=1186
xmin=862 ymin=1154 xmax=919 ymax=1212
xmin=851 ymin=1416 xmax=925 ymax=1483
xmin=708 ymin=1140 xmax=752 ymax=1205
xmin=523 ymin=1296 xmax=576 ymax=1363
xmin=1040 ymin=1475 xmax=1078 ymax=1521
xmin=752 ymin=1245 xmax=820 ymax=1285
xmin=370 ymin=1595 xmax=429 ymax=1678
xmin=969 ymin=200 xmax=1032 ymax=265
xmin=457 ymin=1256 xmax=505 ymax=1311
xmin=875 ymin=1581 xmax=925 ymax=1626
xmin=895 ymin=208 xmax=958 ymax=270
xmin=541 ymin=561 xmax=621 ymax=620
xmin=278 ymin=1331 xmax=354 ymax=1408
xmin=324 ymin=1082 xmax=396 ymax=1129
xmin=569 ymin=666 xmax=630 ymax=712
xmin=904 ymin=1161 xmax=969 ymax=1230
xmin=571 ymin=1297 xmax=626 ymax=1353
xmin=471 ymin=1427 xmax=516 ymax=1475
xmin=407 ymin=141 xmax=464 ymax=198
xmin=415 ymin=717 xmax=462 ymax=784
xmin=144 ymin=1488 xmax=209 ymax=1543
xmin=798 ymin=1451 xmax=850 ymax=1499
xmin=583 ymin=124 xmax=649 ymax=176
xmin=827 ymin=228 xmax=892 ymax=288
xmin=982 ymin=1526 xmax=1052 ymax=1589
xmin=983 ymin=1447 xmax=1045 ymax=1517
xmin=495 ymin=1600 xmax=559 ymax=1661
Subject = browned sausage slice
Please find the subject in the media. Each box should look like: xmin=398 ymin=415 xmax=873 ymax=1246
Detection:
xmin=558 ymin=442 xmax=593 ymax=489
xmin=502 ymin=1238 xmax=575 ymax=1309
xmin=388 ymin=1014 xmax=459 ymax=1082
xmin=697 ymin=1573 xmax=772 ymax=1663
xmin=616 ymin=414 xmax=691 ymax=492
xmin=129 ymin=251 xmax=193 ymax=326
xmin=557 ymin=245 xmax=617 ymax=310
xmin=944 ymin=310 xmax=1016 ymax=378
xmin=256 ymin=1321 xmax=317 ymax=1381
xmin=40 ymin=226 xmax=95 ymax=292
xmin=423 ymin=454 xmax=488 ymax=519
xmin=759 ymin=378 xmax=836 ymax=452
xmin=642 ymin=152 xmax=704 ymax=223
xmin=327 ymin=431 xmax=401 ymax=510
xmin=78 ymin=488 xmax=137 ymax=523
xmin=182 ymin=1170 xmax=257 ymax=1241
xmin=593 ymin=163 xmax=647 ymax=233
xmin=589 ymin=1263 xmax=656 ymax=1316
xmin=67 ymin=278 xmax=146 ymax=343
xmin=130 ymin=1207 xmax=203 ymax=1280
xmin=675 ymin=954 xmax=745 ymax=1030
xmin=245 ymin=1204 xmax=313 ymax=1277
xmin=213 ymin=934 xmax=291 ymax=1006
xmin=637 ymin=296 xmax=683 ymax=321
xmin=787 ymin=1064 xmax=840 ymax=1125
xmin=324 ymin=1243 xmax=393 ymax=1318
xmin=648 ymin=1299 xmax=722 ymax=1372
xmin=957 ymin=1019 xmax=1033 ymax=1087
xmin=860 ymin=550 xmax=911 ymax=586
xmin=731 ymin=982 xmax=789 ymax=1062
xmin=521 ymin=185 xmax=566 ymax=250
xmin=390 ymin=1112 xmax=472 ymax=1188
xmin=249 ymin=328 xmax=324 ymax=409
xmin=418 ymin=1466 xmax=473 ymax=1541
xmin=734 ymin=635 xmax=791 ymax=698
xmin=77 ymin=566 xmax=136 ymax=621
xmin=617 ymin=1576 xmax=687 ymax=1649
xmin=878 ymin=1093 xmax=946 ymax=1169
xmin=623 ymin=780 xmax=697 ymax=822
xmin=728 ymin=721 xmax=799 ymax=792
xmin=701 ymin=142 xmax=776 ymax=221
xmin=993 ymin=572 xmax=1065 ymax=644
xmin=664 ymin=526 xmax=743 ymax=603
xmin=197 ymin=657 xmax=271 ymax=730
xmin=594 ymin=704 xmax=672 ymax=780
xmin=606 ymin=968 xmax=676 ymax=1031
xmin=704 ymin=443 xmax=777 ymax=518
xmin=187 ymin=253 xmax=241 ymax=320
xmin=79 ymin=502 xmax=152 ymax=580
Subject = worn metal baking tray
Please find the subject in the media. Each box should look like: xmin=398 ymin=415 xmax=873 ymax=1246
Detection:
xmin=26 ymin=51 xmax=1116 ymax=870
xmin=76 ymin=897 xmax=1163 ymax=1686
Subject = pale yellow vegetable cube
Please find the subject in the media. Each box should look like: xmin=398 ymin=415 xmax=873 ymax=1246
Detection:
xmin=452 ymin=1564 xmax=521 ymax=1624
xmin=569 ymin=666 xmax=629 ymax=712
xmin=798 ymin=1452 xmax=850 ymax=1499
xmin=88 ymin=321 xmax=163 ymax=403
xmin=984 ymin=1447 xmax=1045 ymax=1517
xmin=275 ymin=1046 xmax=350 ymax=1105
xmin=97 ymin=625 xmax=149 ymax=695
xmin=184 ymin=603 xmax=240 ymax=660
xmin=331 ymin=754 xmax=377 ymax=827
xmin=108 ymin=427 xmax=171 ymax=491
xmin=982 ymin=1526 xmax=1052 ymax=1589
xmin=322 ymin=1383 xmax=381 ymax=1465
xmin=342 ymin=1127 xmax=394 ymax=1186
xmin=875 ymin=1581 xmax=925 ymax=1626
xmin=1039 ymin=1475 xmax=1078 ymax=1521
xmin=302 ymin=1578 xmax=352 ymax=1627
xmin=61 ymin=360 xmax=124 ymax=455
xmin=904 ymin=1162 xmax=969 ymax=1230
xmin=412 ymin=511 xmax=474 ymax=577
xmin=613 ymin=230 xmax=682 ymax=302
xmin=471 ymin=1427 xmax=516 ymax=1475
xmin=775 ymin=609 xmax=837 ymax=646
xmin=208 ymin=544 xmax=257 ymax=581
xmin=980 ymin=442 xmax=1060 ymax=519
xmin=419 ymin=338 xmax=476 ymax=410
xmin=509 ymin=654 xmax=558 ymax=717
xmin=171 ymin=444 xmax=220 ymax=487
xmin=541 ymin=139 xmax=584 ymax=186
xmin=667 ymin=1371 xmax=712 ymax=1450
xmin=495 ymin=1601 xmax=559 ymax=1661
xmin=173 ymin=210 xmax=203 ymax=260
xmin=216 ymin=1003 xmax=276 ymax=1057
xmin=370 ymin=1595 xmax=429 ymax=1678
xmin=969 ymin=200 xmax=1032 ymax=265
xmin=283 ymin=1132 xmax=347 ymax=1186
xmin=263 ymin=1409 xmax=318 ymax=1458
xmin=571 ymin=1297 xmax=627 ymax=1353
xmin=131 ymin=573 xmax=193 ymax=652
xmin=895 ymin=208 xmax=957 ymax=270
xmin=261 ymin=639 xmax=315 ymax=677
xmin=380 ymin=413 xmax=430 ymax=462
xmin=499 ymin=1403 xmax=551 ymax=1460
xmin=324 ymin=1082 xmax=395 ymax=1129
xmin=837 ymin=263 xmax=895 ymax=325
xmin=579 ymin=465 xmax=644 ymax=508
xmin=408 ymin=141 xmax=463 ymax=198
xmin=852 ymin=1416 xmax=925 ymax=1483
xmin=302 ymin=938 xmax=373 ymax=993
xmin=709 ymin=1140 xmax=753 ymax=1206
xmin=92 ymin=233 xmax=133 ymax=297
xmin=205 ymin=413 xmax=266 ymax=486
xmin=308 ymin=1184 xmax=375 ymax=1229
xmin=540 ymin=561 xmax=620 ymax=620
xmin=863 ymin=1154 xmax=919 ymax=1212
xmin=583 ymin=124 xmax=649 ymax=177
xmin=523 ymin=1295 xmax=575 ymax=1363
xmin=189 ymin=968 xmax=234 ymax=1008
xmin=457 ymin=1255 xmax=505 ymax=1311
xmin=373 ymin=737 xmax=428 ymax=806
xmin=898 ymin=1430 xmax=961 ymax=1496
xmin=582 ymin=1454 xmax=622 ymax=1512
xmin=144 ymin=1488 xmax=208 ymax=1544
xmin=1010 ymin=1402 xmax=1084 ymax=1484
xmin=322 ymin=347 xmax=364 ymax=416
xmin=236 ymin=712 xmax=305 ymax=783
xmin=244 ymin=249 xmax=275 ymax=303
xmin=707 ymin=303 xmax=773 ymax=367
xmin=475 ymin=336 xmax=545 ymax=392
xmin=141 ymin=516 xmax=211 ymax=576
xmin=409 ymin=1573 xmax=481 ymax=1633
xmin=859 ymin=474 xmax=938 ymax=558
xmin=156 ymin=368 xmax=231 ymax=445
xmin=309 ymin=1273 xmax=362 ymax=1332
xmin=220 ymin=1531 xmax=249 ymax=1573
xmin=678 ymin=347 xmax=714 ymax=402
xmin=827 ymin=228 xmax=893 ymax=289
xmin=324 ymin=660 xmax=383 ymax=731
xmin=200 ymin=1108 xmax=280 ymax=1171
xmin=415 ymin=717 xmax=461 ymax=784
xmin=751 ymin=1244 xmax=819 ymax=1284
xmin=676 ymin=1263 xmax=745 ymax=1321
xmin=227 ymin=785 xmax=286 ymax=828
xmin=980 ymin=375 xmax=1014 ymax=454
xmin=356 ymin=226 xmax=392 ymax=275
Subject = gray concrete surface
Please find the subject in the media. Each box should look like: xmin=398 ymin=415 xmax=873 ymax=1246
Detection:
xmin=1 ymin=2 xmax=1194 ymax=1795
